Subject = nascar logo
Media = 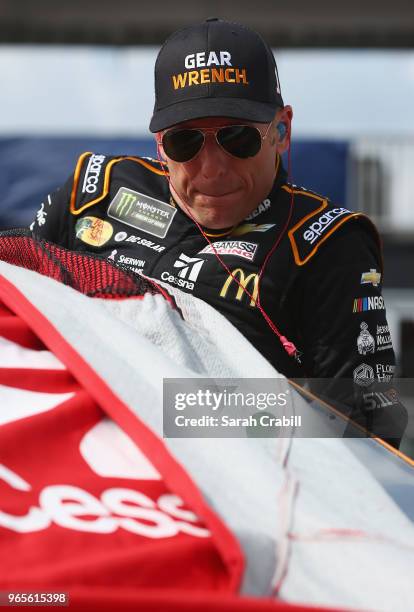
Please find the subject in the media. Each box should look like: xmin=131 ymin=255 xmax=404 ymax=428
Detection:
xmin=353 ymin=296 xmax=385 ymax=313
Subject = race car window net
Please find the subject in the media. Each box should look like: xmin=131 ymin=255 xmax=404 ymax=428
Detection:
xmin=0 ymin=228 xmax=167 ymax=300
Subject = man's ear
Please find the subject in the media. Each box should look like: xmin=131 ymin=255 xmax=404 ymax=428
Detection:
xmin=275 ymin=104 xmax=293 ymax=153
xmin=155 ymin=135 xmax=167 ymax=161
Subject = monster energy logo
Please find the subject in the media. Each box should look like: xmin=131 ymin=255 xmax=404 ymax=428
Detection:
xmin=107 ymin=187 xmax=176 ymax=239
xmin=116 ymin=192 xmax=136 ymax=216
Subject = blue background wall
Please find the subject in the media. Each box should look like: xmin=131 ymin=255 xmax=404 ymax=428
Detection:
xmin=0 ymin=138 xmax=349 ymax=228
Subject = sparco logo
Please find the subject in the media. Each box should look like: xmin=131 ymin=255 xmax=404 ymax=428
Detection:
xmin=82 ymin=154 xmax=105 ymax=194
xmin=161 ymin=254 xmax=204 ymax=290
xmin=303 ymin=207 xmax=350 ymax=244
xmin=220 ymin=268 xmax=259 ymax=307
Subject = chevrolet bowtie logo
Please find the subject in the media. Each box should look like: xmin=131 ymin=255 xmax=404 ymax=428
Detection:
xmin=219 ymin=268 xmax=259 ymax=307
xmin=360 ymin=269 xmax=381 ymax=287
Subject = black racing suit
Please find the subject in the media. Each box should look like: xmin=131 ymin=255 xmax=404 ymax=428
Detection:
xmin=30 ymin=152 xmax=407 ymax=446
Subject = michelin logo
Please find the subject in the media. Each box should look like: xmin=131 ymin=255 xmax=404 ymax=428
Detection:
xmin=303 ymin=207 xmax=351 ymax=244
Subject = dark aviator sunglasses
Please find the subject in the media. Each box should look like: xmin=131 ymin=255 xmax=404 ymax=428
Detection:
xmin=160 ymin=121 xmax=274 ymax=163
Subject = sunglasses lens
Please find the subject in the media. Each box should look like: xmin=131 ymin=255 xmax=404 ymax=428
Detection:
xmin=162 ymin=129 xmax=204 ymax=162
xmin=217 ymin=125 xmax=262 ymax=158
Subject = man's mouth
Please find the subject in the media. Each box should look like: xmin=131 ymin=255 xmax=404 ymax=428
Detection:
xmin=196 ymin=187 xmax=241 ymax=199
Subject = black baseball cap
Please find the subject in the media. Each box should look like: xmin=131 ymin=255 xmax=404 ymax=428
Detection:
xmin=149 ymin=18 xmax=284 ymax=133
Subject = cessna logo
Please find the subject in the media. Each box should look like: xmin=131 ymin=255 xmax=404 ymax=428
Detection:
xmin=173 ymin=254 xmax=204 ymax=281
xmin=82 ymin=154 xmax=105 ymax=194
xmin=303 ymin=207 xmax=351 ymax=244
xmin=220 ymin=268 xmax=259 ymax=307
xmin=161 ymin=254 xmax=205 ymax=290
xmin=0 ymin=420 xmax=210 ymax=539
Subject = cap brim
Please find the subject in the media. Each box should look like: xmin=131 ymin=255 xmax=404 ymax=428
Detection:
xmin=149 ymin=97 xmax=281 ymax=132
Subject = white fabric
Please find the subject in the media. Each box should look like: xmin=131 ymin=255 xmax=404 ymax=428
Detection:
xmin=1 ymin=260 xmax=413 ymax=611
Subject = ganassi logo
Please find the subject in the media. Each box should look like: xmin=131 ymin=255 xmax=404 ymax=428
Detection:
xmin=82 ymin=154 xmax=106 ymax=194
xmin=0 ymin=420 xmax=209 ymax=539
xmin=198 ymin=240 xmax=258 ymax=261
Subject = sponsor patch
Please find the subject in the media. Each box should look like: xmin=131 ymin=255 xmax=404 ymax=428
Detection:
xmin=107 ymin=249 xmax=145 ymax=272
xmin=161 ymin=253 xmax=205 ymax=291
xmin=114 ymin=231 xmax=165 ymax=253
xmin=82 ymin=154 xmax=106 ymax=195
xmin=198 ymin=241 xmax=258 ymax=261
xmin=231 ymin=223 xmax=275 ymax=237
xmin=362 ymin=390 xmax=398 ymax=411
xmin=361 ymin=269 xmax=381 ymax=287
xmin=353 ymin=363 xmax=374 ymax=387
xmin=357 ymin=321 xmax=376 ymax=355
xmin=75 ymin=216 xmax=113 ymax=247
xmin=353 ymin=296 xmax=385 ymax=313
xmin=376 ymin=324 xmax=393 ymax=351
xmin=219 ymin=268 xmax=259 ymax=307
xmin=245 ymin=199 xmax=271 ymax=221
xmin=303 ymin=207 xmax=351 ymax=244
xmin=376 ymin=363 xmax=395 ymax=383
xmin=108 ymin=188 xmax=176 ymax=239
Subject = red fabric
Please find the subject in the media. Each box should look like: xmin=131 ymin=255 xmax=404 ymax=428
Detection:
xmin=0 ymin=273 xmax=344 ymax=612
xmin=0 ymin=275 xmax=242 ymax=596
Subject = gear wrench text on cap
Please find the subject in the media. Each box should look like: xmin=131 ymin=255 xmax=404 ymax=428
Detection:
xmin=149 ymin=18 xmax=284 ymax=132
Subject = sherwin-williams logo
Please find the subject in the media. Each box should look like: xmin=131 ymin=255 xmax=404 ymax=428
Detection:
xmin=199 ymin=241 xmax=258 ymax=261
xmin=108 ymin=188 xmax=176 ymax=239
xmin=353 ymin=296 xmax=385 ymax=313
xmin=172 ymin=51 xmax=248 ymax=90
xmin=75 ymin=216 xmax=113 ymax=247
xmin=303 ymin=207 xmax=350 ymax=244
xmin=361 ymin=269 xmax=381 ymax=287
xmin=220 ymin=268 xmax=259 ymax=307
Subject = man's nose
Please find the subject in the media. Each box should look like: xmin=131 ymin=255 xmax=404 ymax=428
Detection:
xmin=197 ymin=134 xmax=229 ymax=178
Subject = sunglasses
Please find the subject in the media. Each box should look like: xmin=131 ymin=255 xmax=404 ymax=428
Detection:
xmin=160 ymin=122 xmax=273 ymax=163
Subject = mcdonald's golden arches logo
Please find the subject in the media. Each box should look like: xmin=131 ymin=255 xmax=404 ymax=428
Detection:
xmin=219 ymin=268 xmax=259 ymax=307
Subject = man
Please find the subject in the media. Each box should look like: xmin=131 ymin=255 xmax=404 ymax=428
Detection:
xmin=29 ymin=18 xmax=406 ymax=444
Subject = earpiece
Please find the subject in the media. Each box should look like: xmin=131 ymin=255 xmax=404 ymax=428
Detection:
xmin=276 ymin=122 xmax=287 ymax=140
